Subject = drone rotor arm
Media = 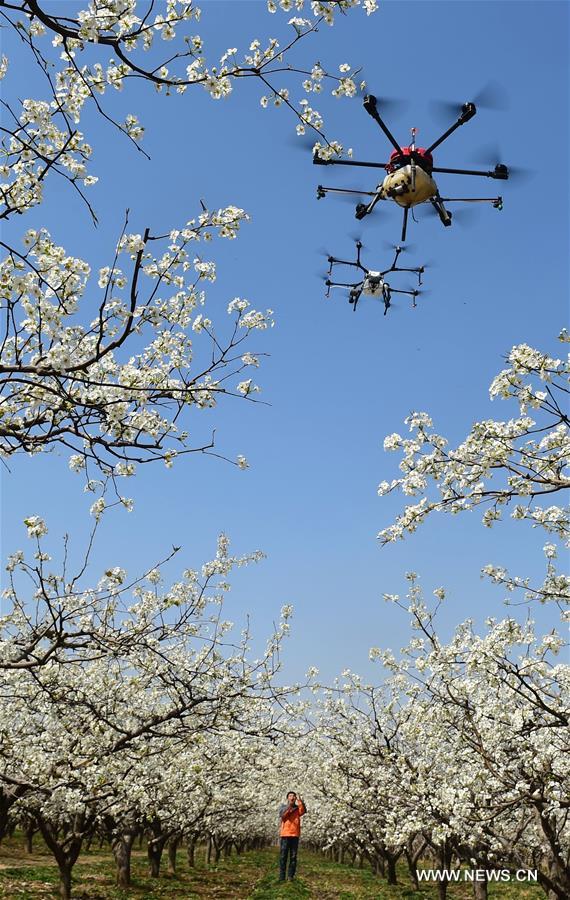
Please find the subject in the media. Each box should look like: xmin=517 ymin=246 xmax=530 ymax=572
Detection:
xmin=327 ymin=279 xmax=365 ymax=289
xmin=380 ymin=246 xmax=403 ymax=274
xmin=355 ymin=240 xmax=363 ymax=267
xmin=437 ymin=196 xmax=504 ymax=204
xmin=389 ymin=266 xmax=424 ymax=276
xmin=314 ymin=155 xmax=388 ymax=170
xmin=388 ymin=287 xmax=420 ymax=296
xmin=329 ymin=258 xmax=368 ymax=274
xmin=425 ymin=102 xmax=477 ymax=154
xmin=317 ymin=186 xmax=378 ymax=200
xmin=362 ymin=95 xmax=404 ymax=155
xmin=339 ymin=258 xmax=366 ymax=268
xmin=431 ymin=165 xmax=509 ymax=179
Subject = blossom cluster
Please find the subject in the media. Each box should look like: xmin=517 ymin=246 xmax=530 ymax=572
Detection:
xmin=0 ymin=206 xmax=272 ymax=472
xmin=377 ymin=339 xmax=569 ymax=549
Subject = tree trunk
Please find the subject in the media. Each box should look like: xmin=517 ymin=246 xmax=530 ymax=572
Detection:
xmin=473 ymin=878 xmax=488 ymax=900
xmin=168 ymin=836 xmax=179 ymax=874
xmin=435 ymin=840 xmax=452 ymax=900
xmin=405 ymin=838 xmax=427 ymax=890
xmin=148 ymin=838 xmax=167 ymax=878
xmin=186 ymin=836 xmax=196 ymax=868
xmin=58 ymin=865 xmax=72 ymax=900
xmin=24 ymin=824 xmax=35 ymax=854
xmin=386 ymin=855 xmax=398 ymax=885
xmin=206 ymin=836 xmax=213 ymax=865
xmin=112 ymin=832 xmax=135 ymax=888
xmin=405 ymin=850 xmax=419 ymax=889
xmin=0 ymin=787 xmax=26 ymax=843
xmin=35 ymin=813 xmax=85 ymax=900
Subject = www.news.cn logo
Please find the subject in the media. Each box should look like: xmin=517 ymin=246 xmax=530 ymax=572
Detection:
xmin=417 ymin=868 xmax=538 ymax=883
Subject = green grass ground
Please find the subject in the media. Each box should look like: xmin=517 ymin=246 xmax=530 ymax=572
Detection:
xmin=0 ymin=835 xmax=546 ymax=899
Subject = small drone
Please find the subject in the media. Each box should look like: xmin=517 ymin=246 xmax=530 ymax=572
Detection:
xmin=315 ymin=94 xmax=508 ymax=242
xmin=323 ymin=241 xmax=425 ymax=315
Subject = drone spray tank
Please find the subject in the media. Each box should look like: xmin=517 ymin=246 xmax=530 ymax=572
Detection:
xmin=380 ymin=130 xmax=437 ymax=208
xmin=362 ymin=271 xmax=386 ymax=297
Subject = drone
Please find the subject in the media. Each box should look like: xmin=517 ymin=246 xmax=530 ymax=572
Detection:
xmin=323 ymin=241 xmax=425 ymax=315
xmin=314 ymin=94 xmax=508 ymax=242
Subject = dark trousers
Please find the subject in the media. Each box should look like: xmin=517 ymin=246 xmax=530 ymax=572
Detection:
xmin=279 ymin=836 xmax=299 ymax=879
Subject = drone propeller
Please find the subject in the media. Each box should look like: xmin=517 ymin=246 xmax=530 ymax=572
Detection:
xmin=393 ymin=286 xmax=430 ymax=310
xmin=430 ymin=80 xmax=508 ymax=122
xmin=338 ymin=192 xmax=368 ymax=206
xmin=419 ymin=202 xmax=479 ymax=227
xmin=287 ymin=131 xmax=321 ymax=152
xmin=472 ymin=81 xmax=509 ymax=111
xmin=348 ymin=231 xmax=366 ymax=247
xmin=382 ymin=239 xmax=417 ymax=254
xmin=470 ymin=144 xmax=531 ymax=182
xmin=448 ymin=207 xmax=480 ymax=225
xmin=408 ymin=286 xmax=431 ymax=297
xmin=357 ymin=87 xmax=409 ymax=120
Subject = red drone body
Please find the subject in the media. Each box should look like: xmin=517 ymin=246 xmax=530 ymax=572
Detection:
xmin=387 ymin=146 xmax=434 ymax=174
xmin=314 ymin=95 xmax=508 ymax=242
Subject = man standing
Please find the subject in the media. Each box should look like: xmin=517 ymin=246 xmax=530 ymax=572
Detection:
xmin=278 ymin=791 xmax=306 ymax=882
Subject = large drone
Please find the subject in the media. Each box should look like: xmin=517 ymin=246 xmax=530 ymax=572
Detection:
xmin=324 ymin=241 xmax=425 ymax=315
xmin=315 ymin=94 xmax=508 ymax=242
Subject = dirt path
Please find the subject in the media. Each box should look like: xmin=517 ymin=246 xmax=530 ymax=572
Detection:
xmin=0 ymin=849 xmax=150 ymax=871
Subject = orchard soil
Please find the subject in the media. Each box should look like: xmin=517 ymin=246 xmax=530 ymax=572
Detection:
xmin=0 ymin=836 xmax=546 ymax=899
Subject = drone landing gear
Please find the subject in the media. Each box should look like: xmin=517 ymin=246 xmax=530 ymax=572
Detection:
xmin=355 ymin=190 xmax=383 ymax=221
xmin=430 ymin=195 xmax=453 ymax=227
xmin=349 ymin=287 xmax=363 ymax=311
xmin=384 ymin=285 xmax=422 ymax=314
xmin=401 ymin=207 xmax=409 ymax=242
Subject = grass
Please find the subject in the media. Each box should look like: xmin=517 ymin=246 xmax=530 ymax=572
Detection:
xmin=0 ymin=834 xmax=547 ymax=899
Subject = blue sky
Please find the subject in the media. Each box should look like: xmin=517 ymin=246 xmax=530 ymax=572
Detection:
xmin=1 ymin=1 xmax=568 ymax=682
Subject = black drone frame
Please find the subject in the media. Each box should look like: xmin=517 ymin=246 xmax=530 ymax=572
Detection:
xmin=324 ymin=241 xmax=424 ymax=315
xmin=315 ymin=95 xmax=507 ymax=241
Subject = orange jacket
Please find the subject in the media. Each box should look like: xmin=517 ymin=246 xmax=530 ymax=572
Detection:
xmin=279 ymin=800 xmax=306 ymax=837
